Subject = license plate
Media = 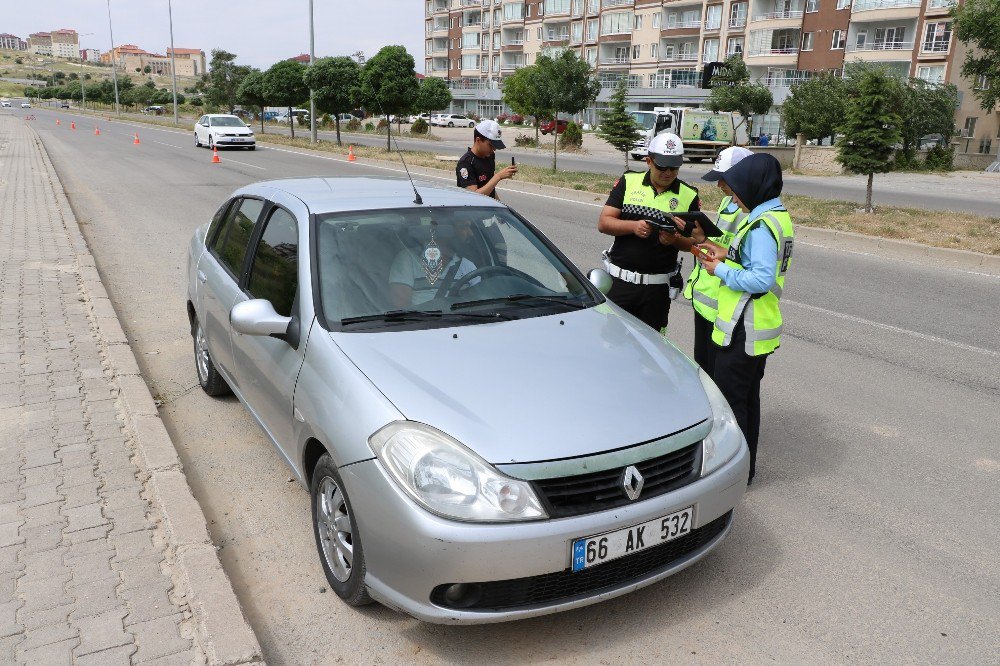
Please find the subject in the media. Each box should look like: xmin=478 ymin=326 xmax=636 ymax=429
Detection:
xmin=571 ymin=506 xmax=694 ymax=572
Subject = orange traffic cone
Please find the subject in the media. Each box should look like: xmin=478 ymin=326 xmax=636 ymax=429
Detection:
xmin=211 ymin=145 xmax=220 ymax=164
xmin=94 ymin=127 xmax=100 ymax=135
xmin=70 ymin=121 xmax=76 ymax=130
xmin=133 ymin=132 xmax=140 ymax=145
xmin=347 ymin=145 xmax=356 ymax=162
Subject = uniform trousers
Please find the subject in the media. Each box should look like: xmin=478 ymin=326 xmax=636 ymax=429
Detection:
xmin=712 ymin=314 xmax=768 ymax=482
xmin=692 ymin=313 xmax=717 ymax=376
xmin=606 ymin=279 xmax=672 ymax=332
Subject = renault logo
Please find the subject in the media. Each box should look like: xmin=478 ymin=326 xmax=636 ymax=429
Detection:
xmin=621 ymin=465 xmax=644 ymax=501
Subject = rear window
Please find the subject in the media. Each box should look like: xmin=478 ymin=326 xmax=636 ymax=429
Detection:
xmin=211 ymin=198 xmax=264 ymax=277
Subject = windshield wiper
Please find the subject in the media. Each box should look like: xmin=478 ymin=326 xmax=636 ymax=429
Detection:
xmin=451 ymin=294 xmax=590 ymax=311
xmin=340 ymin=309 xmax=512 ymax=326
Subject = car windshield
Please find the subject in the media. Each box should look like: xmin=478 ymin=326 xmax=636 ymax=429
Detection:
xmin=315 ymin=206 xmax=598 ymax=329
xmin=210 ymin=116 xmax=245 ymax=127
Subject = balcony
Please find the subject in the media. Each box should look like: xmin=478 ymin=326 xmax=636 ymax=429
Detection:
xmin=543 ymin=0 xmax=572 ymax=17
xmin=501 ymin=57 xmax=525 ymax=70
xmin=851 ymin=0 xmax=921 ymax=19
xmin=703 ymin=21 xmax=722 ymax=32
xmin=852 ymin=0 xmax=920 ymax=9
xmin=544 ymin=31 xmax=571 ymax=42
xmin=729 ymin=17 xmax=747 ymax=29
xmin=752 ymin=10 xmax=804 ymax=21
xmin=847 ymin=40 xmax=913 ymax=53
xmin=601 ymin=29 xmax=633 ymax=41
xmin=599 ymin=56 xmax=632 ymax=66
xmin=919 ymin=39 xmax=951 ymax=57
xmin=660 ymin=52 xmax=700 ymax=63
xmin=602 ymin=0 xmax=634 ymax=6
xmin=664 ymin=20 xmax=702 ymax=29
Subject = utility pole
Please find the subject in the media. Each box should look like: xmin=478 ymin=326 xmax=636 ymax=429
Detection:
xmin=106 ymin=0 xmax=120 ymax=115
xmin=308 ymin=0 xmax=316 ymax=144
xmin=78 ymin=33 xmax=94 ymax=111
xmin=168 ymin=0 xmax=179 ymax=125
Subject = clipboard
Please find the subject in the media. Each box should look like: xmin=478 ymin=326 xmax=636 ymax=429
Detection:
xmin=671 ymin=211 xmax=725 ymax=239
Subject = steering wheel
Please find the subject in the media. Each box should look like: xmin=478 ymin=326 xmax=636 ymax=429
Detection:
xmin=445 ymin=265 xmax=519 ymax=296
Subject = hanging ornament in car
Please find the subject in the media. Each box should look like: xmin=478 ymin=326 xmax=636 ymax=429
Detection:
xmin=422 ymin=229 xmax=445 ymax=285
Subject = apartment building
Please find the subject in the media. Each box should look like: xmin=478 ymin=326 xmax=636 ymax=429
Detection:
xmin=50 ymin=29 xmax=80 ymax=59
xmin=27 ymin=32 xmax=52 ymax=56
xmin=166 ymin=48 xmax=207 ymax=76
xmin=0 ymin=33 xmax=28 ymax=50
xmin=424 ymin=0 xmax=997 ymax=153
xmin=81 ymin=48 xmax=102 ymax=62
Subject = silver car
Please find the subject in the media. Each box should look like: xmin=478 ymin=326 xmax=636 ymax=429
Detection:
xmin=186 ymin=177 xmax=749 ymax=624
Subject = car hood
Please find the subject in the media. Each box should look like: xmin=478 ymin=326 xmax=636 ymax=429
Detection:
xmin=331 ymin=305 xmax=711 ymax=465
xmin=213 ymin=127 xmax=252 ymax=134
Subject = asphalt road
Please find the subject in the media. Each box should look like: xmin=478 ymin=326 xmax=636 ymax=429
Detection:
xmin=22 ymin=105 xmax=1000 ymax=664
xmin=38 ymin=101 xmax=1000 ymax=216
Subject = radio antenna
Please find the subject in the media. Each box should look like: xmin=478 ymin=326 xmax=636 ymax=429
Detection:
xmin=374 ymin=95 xmax=422 ymax=204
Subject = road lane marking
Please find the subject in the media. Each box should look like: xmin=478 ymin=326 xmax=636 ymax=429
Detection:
xmin=220 ymin=157 xmax=266 ymax=170
xmin=783 ymin=299 xmax=1000 ymax=358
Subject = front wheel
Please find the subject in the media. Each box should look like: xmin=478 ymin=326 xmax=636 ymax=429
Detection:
xmin=248 ymin=145 xmax=256 ymax=151
xmin=195 ymin=133 xmax=201 ymax=147
xmin=447 ymin=122 xmax=454 ymax=127
xmin=193 ymin=318 xmax=230 ymax=396
xmin=311 ymin=455 xmax=372 ymax=606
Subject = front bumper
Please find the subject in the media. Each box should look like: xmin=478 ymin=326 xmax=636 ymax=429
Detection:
xmin=215 ymin=136 xmax=255 ymax=145
xmin=339 ymin=442 xmax=748 ymax=624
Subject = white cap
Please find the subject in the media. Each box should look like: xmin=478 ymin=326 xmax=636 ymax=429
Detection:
xmin=702 ymin=146 xmax=754 ymax=181
xmin=647 ymin=133 xmax=685 ymax=168
xmin=474 ymin=119 xmax=506 ymax=149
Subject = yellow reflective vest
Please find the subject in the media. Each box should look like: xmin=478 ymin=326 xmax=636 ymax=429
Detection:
xmin=712 ymin=209 xmax=794 ymax=356
xmin=683 ymin=196 xmax=744 ymax=321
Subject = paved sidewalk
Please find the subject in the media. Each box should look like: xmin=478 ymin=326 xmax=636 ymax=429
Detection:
xmin=0 ymin=118 xmax=260 ymax=664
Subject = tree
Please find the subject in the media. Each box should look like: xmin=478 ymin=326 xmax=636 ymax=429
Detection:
xmin=782 ymin=74 xmax=847 ymax=143
xmin=143 ymin=65 xmax=152 ymax=74
xmin=596 ymin=77 xmax=642 ymax=171
xmin=705 ymin=54 xmax=773 ymax=137
xmin=897 ymin=79 xmax=959 ymax=163
xmin=359 ymin=46 xmax=420 ymax=151
xmin=502 ymin=65 xmax=546 ymax=142
xmin=952 ymin=0 xmax=1000 ymax=111
xmin=414 ymin=76 xmax=451 ymax=136
xmin=236 ymin=69 xmax=268 ymax=133
xmin=304 ymin=56 xmax=361 ymax=145
xmin=836 ymin=66 xmax=903 ymax=212
xmin=532 ymin=50 xmax=601 ymax=170
xmin=205 ymin=49 xmax=251 ymax=113
xmin=263 ymin=59 xmax=308 ymax=139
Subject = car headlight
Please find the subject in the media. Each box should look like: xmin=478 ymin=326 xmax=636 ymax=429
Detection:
xmin=698 ymin=369 xmax=745 ymax=476
xmin=369 ymin=422 xmax=547 ymax=522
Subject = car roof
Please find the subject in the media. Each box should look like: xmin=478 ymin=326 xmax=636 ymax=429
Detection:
xmin=232 ymin=176 xmax=507 ymax=216
xmin=206 ymin=113 xmax=239 ymax=118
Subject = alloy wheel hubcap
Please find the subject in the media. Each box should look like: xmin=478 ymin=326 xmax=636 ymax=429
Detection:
xmin=317 ymin=476 xmax=353 ymax=582
xmin=195 ymin=325 xmax=210 ymax=382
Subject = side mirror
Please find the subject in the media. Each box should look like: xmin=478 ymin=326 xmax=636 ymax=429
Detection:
xmin=588 ymin=268 xmax=613 ymax=295
xmin=231 ymin=299 xmax=291 ymax=337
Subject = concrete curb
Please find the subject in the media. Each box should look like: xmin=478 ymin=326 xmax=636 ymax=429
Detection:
xmin=27 ymin=124 xmax=265 ymax=665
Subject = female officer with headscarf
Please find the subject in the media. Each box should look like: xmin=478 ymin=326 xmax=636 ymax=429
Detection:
xmin=690 ymin=153 xmax=794 ymax=486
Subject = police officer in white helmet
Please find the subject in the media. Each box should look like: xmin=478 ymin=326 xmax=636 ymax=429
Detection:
xmin=598 ymin=133 xmax=702 ymax=334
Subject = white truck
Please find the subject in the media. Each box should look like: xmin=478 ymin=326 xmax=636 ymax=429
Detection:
xmin=630 ymin=107 xmax=747 ymax=163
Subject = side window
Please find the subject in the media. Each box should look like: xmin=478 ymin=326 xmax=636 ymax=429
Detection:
xmin=198 ymin=115 xmax=207 ymax=125
xmin=211 ymin=198 xmax=264 ymax=278
xmin=205 ymin=200 xmax=234 ymax=246
xmin=247 ymin=207 xmax=299 ymax=317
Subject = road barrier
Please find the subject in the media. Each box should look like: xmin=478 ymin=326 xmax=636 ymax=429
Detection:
xmin=211 ymin=145 xmax=220 ymax=164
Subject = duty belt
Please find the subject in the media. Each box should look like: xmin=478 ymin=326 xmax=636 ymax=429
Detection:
xmin=603 ymin=251 xmax=679 ymax=285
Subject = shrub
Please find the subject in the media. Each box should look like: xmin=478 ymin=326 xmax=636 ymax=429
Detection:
xmin=510 ymin=113 xmax=524 ymax=125
xmin=320 ymin=113 xmax=333 ymax=128
xmin=190 ymin=97 xmax=202 ymax=107
xmin=412 ymin=117 xmax=429 ymax=134
xmin=560 ymin=121 xmax=583 ymax=149
xmin=364 ymin=121 xmax=375 ymax=131
xmin=924 ymin=145 xmax=954 ymax=171
xmin=345 ymin=118 xmax=361 ymax=131
xmin=514 ymin=133 xmax=537 ymax=148
xmin=376 ymin=117 xmax=389 ymax=130
xmin=497 ymin=112 xmax=509 ymax=124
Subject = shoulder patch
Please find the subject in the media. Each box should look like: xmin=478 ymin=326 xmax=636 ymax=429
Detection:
xmin=459 ymin=167 xmax=469 ymax=179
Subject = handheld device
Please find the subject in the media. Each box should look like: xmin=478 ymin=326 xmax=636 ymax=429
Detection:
xmin=511 ymin=155 xmax=516 ymax=166
xmin=672 ymin=211 xmax=724 ymax=239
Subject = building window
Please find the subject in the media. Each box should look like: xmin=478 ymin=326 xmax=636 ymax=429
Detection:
xmin=634 ymin=14 xmax=643 ymax=30
xmin=587 ymin=18 xmax=598 ymax=40
xmin=727 ymin=36 xmax=744 ymax=56
xmin=729 ymin=2 xmax=748 ymax=27
xmin=836 ymin=0 xmax=850 ymax=8
xmin=572 ymin=22 xmax=583 ymax=42
xmin=632 ymin=44 xmax=641 ymax=59
xmin=586 ymin=47 xmax=596 ymax=65
xmin=855 ymin=30 xmax=867 ymax=49
xmin=801 ymin=32 xmax=814 ymax=51
xmin=493 ymin=31 xmax=500 ymax=48
xmin=588 ymin=0 xmax=598 ymax=13
xmin=705 ymin=5 xmax=722 ymax=30
xmin=703 ymin=38 xmax=719 ymax=62
xmin=928 ymin=0 xmax=953 ymax=7
xmin=922 ymin=21 xmax=951 ymax=52
xmin=493 ymin=55 xmax=500 ymax=72
xmin=975 ymin=74 xmax=990 ymax=90
xmin=979 ymin=138 xmax=992 ymax=154
xmin=916 ymin=65 xmax=945 ymax=83
xmin=537 ymin=27 xmax=543 ymax=40
xmin=832 ymin=29 xmax=846 ymax=49
xmin=964 ymin=116 xmax=977 ymax=136
xmin=653 ymin=12 xmax=661 ymax=28
xmin=462 ymin=54 xmax=480 ymax=70
xmin=650 ymin=43 xmax=658 ymax=59
xmin=805 ymin=0 xmax=818 ymax=12
xmin=601 ymin=11 xmax=634 ymax=36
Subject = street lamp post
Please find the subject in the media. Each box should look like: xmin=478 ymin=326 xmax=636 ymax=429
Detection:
xmin=168 ymin=0 xmax=179 ymax=125
xmin=106 ymin=0 xmax=120 ymax=115
xmin=309 ymin=0 xmax=316 ymax=144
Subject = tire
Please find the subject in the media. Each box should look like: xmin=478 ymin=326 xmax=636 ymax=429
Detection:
xmin=468 ymin=122 xmax=475 ymax=128
xmin=193 ymin=318 xmax=230 ymax=396
xmin=448 ymin=122 xmax=454 ymax=127
xmin=195 ymin=133 xmax=201 ymax=147
xmin=248 ymin=145 xmax=256 ymax=151
xmin=311 ymin=455 xmax=372 ymax=606
xmin=208 ymin=136 xmax=215 ymax=150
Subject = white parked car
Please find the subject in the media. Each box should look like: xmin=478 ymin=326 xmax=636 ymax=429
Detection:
xmin=276 ymin=109 xmax=310 ymax=124
xmin=432 ymin=114 xmax=475 ymax=128
xmin=0 ymin=101 xmax=11 ymax=108
xmin=194 ymin=114 xmax=256 ymax=150
xmin=20 ymin=102 xmax=31 ymax=109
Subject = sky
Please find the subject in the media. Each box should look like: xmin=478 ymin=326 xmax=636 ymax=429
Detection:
xmin=7 ymin=0 xmax=426 ymax=71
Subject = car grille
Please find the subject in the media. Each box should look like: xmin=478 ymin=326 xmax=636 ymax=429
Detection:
xmin=532 ymin=442 xmax=702 ymax=518
xmin=430 ymin=511 xmax=731 ymax=611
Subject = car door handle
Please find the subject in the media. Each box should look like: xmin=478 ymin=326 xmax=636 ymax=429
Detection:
xmin=197 ymin=271 xmax=207 ymax=283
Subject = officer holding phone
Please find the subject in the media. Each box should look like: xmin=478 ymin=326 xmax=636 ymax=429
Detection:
xmin=691 ymin=153 xmax=794 ymax=485
xmin=597 ymin=133 xmax=701 ymax=334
